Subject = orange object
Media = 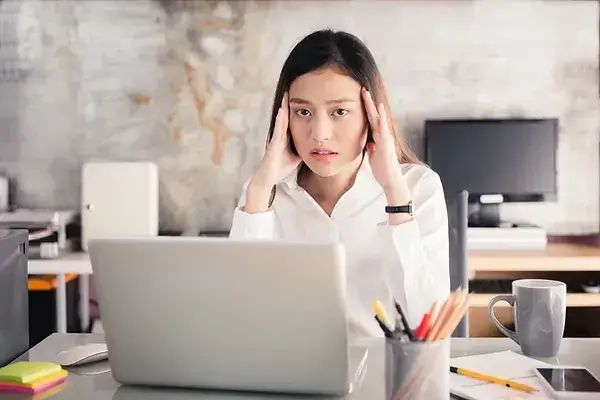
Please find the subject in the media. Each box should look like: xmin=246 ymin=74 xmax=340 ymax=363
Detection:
xmin=28 ymin=274 xmax=78 ymax=291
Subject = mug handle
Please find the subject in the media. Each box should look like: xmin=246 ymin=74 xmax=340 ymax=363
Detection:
xmin=488 ymin=294 xmax=519 ymax=344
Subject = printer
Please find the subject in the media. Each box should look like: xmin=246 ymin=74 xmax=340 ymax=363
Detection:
xmin=0 ymin=210 xmax=77 ymax=259
xmin=0 ymin=229 xmax=29 ymax=366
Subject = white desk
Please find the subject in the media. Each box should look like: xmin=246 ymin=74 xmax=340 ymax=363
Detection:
xmin=28 ymin=252 xmax=93 ymax=334
xmin=14 ymin=334 xmax=600 ymax=399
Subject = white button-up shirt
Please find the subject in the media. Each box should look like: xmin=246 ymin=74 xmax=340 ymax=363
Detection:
xmin=229 ymin=158 xmax=450 ymax=340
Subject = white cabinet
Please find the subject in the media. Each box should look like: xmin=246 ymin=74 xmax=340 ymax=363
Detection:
xmin=81 ymin=162 xmax=159 ymax=251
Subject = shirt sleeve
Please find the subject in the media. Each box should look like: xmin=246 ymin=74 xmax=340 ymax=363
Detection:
xmin=228 ymin=180 xmax=277 ymax=240
xmin=377 ymin=170 xmax=451 ymax=328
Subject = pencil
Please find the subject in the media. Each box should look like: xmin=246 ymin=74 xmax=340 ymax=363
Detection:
xmin=449 ymin=366 xmax=538 ymax=393
xmin=414 ymin=301 xmax=438 ymax=340
xmin=436 ymin=290 xmax=469 ymax=340
xmin=425 ymin=288 xmax=461 ymax=342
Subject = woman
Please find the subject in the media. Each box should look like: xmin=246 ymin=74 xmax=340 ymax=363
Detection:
xmin=229 ymin=29 xmax=450 ymax=339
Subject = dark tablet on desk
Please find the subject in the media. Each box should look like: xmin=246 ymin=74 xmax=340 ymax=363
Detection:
xmin=535 ymin=367 xmax=600 ymax=398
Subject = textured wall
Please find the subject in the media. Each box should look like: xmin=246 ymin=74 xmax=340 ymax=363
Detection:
xmin=0 ymin=0 xmax=598 ymax=234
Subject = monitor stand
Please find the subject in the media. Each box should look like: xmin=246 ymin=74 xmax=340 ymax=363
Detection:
xmin=467 ymin=203 xmax=537 ymax=228
xmin=468 ymin=203 xmax=502 ymax=228
xmin=467 ymin=203 xmax=547 ymax=250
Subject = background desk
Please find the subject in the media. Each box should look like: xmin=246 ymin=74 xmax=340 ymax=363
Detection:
xmin=468 ymin=242 xmax=600 ymax=337
xmin=469 ymin=243 xmax=600 ymax=307
xmin=28 ymin=253 xmax=92 ymax=334
xmin=11 ymin=333 xmax=600 ymax=400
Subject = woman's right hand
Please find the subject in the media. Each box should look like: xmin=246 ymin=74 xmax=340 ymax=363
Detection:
xmin=243 ymin=92 xmax=302 ymax=213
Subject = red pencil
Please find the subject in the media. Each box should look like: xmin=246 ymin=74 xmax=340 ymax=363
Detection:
xmin=414 ymin=302 xmax=438 ymax=340
xmin=414 ymin=314 xmax=431 ymax=339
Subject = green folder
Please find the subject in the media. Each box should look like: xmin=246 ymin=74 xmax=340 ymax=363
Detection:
xmin=0 ymin=362 xmax=62 ymax=384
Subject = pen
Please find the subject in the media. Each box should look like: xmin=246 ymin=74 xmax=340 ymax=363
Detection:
xmin=449 ymin=366 xmax=538 ymax=393
xmin=393 ymin=300 xmax=414 ymax=341
xmin=372 ymin=300 xmax=393 ymax=330
xmin=374 ymin=315 xmax=394 ymax=338
xmin=372 ymin=301 xmax=398 ymax=339
xmin=393 ymin=313 xmax=403 ymax=337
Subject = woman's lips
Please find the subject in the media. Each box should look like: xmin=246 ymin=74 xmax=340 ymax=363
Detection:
xmin=310 ymin=149 xmax=338 ymax=162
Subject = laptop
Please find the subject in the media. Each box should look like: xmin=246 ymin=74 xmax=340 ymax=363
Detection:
xmin=88 ymin=237 xmax=368 ymax=395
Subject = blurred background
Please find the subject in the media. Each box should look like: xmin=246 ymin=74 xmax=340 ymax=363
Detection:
xmin=0 ymin=0 xmax=597 ymax=236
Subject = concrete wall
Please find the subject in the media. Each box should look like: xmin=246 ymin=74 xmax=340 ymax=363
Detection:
xmin=0 ymin=0 xmax=598 ymax=234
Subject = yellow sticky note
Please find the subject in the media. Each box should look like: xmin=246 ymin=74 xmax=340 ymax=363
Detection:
xmin=0 ymin=362 xmax=62 ymax=384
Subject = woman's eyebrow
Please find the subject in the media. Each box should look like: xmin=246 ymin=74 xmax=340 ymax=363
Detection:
xmin=289 ymin=97 xmax=312 ymax=105
xmin=326 ymin=98 xmax=355 ymax=104
xmin=289 ymin=97 xmax=356 ymax=105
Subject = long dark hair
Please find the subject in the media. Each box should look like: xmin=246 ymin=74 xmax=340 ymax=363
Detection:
xmin=266 ymin=29 xmax=421 ymax=165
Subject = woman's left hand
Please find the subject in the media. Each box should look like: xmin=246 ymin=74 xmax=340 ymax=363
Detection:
xmin=361 ymin=87 xmax=411 ymax=205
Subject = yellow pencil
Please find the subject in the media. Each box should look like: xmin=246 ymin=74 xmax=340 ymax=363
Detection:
xmin=450 ymin=366 xmax=538 ymax=393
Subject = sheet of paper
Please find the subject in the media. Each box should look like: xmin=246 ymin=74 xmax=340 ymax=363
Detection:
xmin=450 ymin=350 xmax=554 ymax=400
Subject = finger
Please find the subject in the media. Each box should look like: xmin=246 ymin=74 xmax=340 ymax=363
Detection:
xmin=281 ymin=91 xmax=289 ymax=121
xmin=278 ymin=92 xmax=290 ymax=142
xmin=271 ymin=107 xmax=284 ymax=146
xmin=378 ymin=103 xmax=392 ymax=143
xmin=361 ymin=88 xmax=380 ymax=134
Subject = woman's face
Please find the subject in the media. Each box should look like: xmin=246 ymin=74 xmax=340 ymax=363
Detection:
xmin=288 ymin=67 xmax=368 ymax=178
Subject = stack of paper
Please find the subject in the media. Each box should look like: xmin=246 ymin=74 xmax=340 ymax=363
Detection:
xmin=0 ymin=361 xmax=68 ymax=395
xmin=450 ymin=350 xmax=552 ymax=399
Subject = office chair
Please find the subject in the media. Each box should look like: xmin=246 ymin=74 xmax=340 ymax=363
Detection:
xmin=447 ymin=190 xmax=469 ymax=337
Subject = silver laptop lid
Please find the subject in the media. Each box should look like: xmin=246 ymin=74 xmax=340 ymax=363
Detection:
xmin=89 ymin=237 xmax=351 ymax=395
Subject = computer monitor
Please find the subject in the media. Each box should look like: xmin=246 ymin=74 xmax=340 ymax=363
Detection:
xmin=424 ymin=118 xmax=558 ymax=228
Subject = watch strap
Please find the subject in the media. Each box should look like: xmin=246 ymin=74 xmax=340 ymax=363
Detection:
xmin=385 ymin=201 xmax=413 ymax=215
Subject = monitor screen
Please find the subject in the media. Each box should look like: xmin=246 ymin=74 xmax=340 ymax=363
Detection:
xmin=424 ymin=118 xmax=558 ymax=202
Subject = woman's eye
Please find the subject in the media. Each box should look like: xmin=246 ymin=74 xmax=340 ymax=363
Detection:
xmin=333 ymin=109 xmax=348 ymax=117
xmin=294 ymin=109 xmax=311 ymax=117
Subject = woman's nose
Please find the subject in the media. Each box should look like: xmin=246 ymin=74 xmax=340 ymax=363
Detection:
xmin=310 ymin=117 xmax=333 ymax=143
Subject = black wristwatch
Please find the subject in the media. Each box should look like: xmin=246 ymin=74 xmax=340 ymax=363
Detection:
xmin=385 ymin=200 xmax=413 ymax=216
